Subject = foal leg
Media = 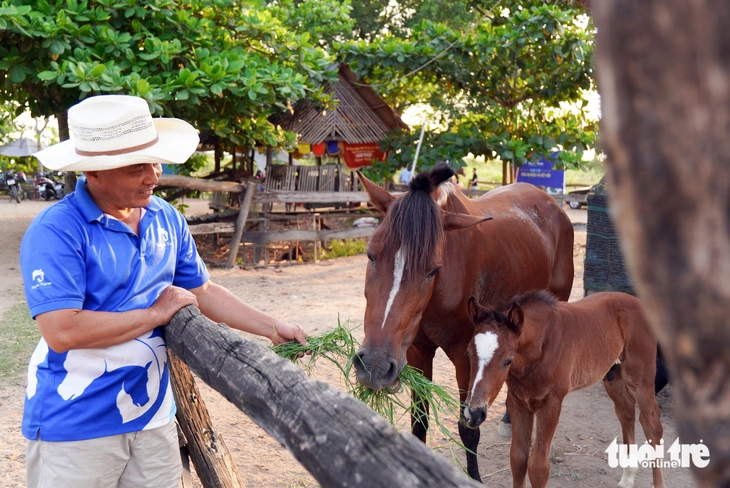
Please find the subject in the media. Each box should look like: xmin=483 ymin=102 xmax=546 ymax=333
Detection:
xmin=635 ymin=385 xmax=665 ymax=488
xmin=603 ymin=368 xmax=639 ymax=488
xmin=528 ymin=396 xmax=564 ymax=488
xmin=506 ymin=393 xmax=534 ymax=488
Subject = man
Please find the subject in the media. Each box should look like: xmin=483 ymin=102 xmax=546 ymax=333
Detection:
xmin=398 ymin=166 xmax=412 ymax=185
xmin=20 ymin=95 xmax=307 ymax=488
xmin=470 ymin=167 xmax=478 ymax=189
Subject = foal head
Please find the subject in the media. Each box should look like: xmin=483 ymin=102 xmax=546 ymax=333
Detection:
xmin=463 ymin=296 xmax=525 ymax=429
xmin=353 ymin=164 xmax=489 ymax=390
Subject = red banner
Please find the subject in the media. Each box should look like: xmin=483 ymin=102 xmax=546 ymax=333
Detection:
xmin=341 ymin=143 xmax=385 ymax=169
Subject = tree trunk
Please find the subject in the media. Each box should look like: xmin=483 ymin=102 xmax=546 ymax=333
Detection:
xmin=55 ymin=109 xmax=77 ymax=190
xmin=165 ymin=306 xmax=480 ymax=488
xmin=593 ymin=1 xmax=730 ymax=485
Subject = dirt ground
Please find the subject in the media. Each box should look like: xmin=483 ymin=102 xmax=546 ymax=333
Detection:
xmin=0 ymin=196 xmax=697 ymax=488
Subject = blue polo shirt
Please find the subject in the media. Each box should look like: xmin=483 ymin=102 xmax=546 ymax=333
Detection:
xmin=20 ymin=177 xmax=209 ymax=441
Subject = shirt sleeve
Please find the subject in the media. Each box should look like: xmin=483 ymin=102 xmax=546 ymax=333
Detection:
xmin=21 ymin=214 xmax=87 ymax=318
xmin=171 ymin=210 xmax=210 ymax=290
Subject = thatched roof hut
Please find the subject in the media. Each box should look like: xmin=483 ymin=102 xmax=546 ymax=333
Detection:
xmin=275 ymin=64 xmax=409 ymax=145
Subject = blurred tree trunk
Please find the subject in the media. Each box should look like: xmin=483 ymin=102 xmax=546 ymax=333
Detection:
xmin=56 ymin=109 xmax=77 ymax=191
xmin=593 ymin=1 xmax=730 ymax=485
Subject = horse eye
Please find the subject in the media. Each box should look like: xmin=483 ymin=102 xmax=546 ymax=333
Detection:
xmin=426 ymin=266 xmax=441 ymax=279
xmin=503 ymin=357 xmax=514 ymax=369
xmin=366 ymin=253 xmax=375 ymax=267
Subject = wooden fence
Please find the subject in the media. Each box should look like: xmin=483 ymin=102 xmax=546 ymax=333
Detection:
xmin=166 ymin=305 xmax=480 ymax=488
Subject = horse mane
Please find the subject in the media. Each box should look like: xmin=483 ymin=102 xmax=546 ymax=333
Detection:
xmin=382 ymin=163 xmax=455 ymax=282
xmin=513 ymin=290 xmax=558 ymax=308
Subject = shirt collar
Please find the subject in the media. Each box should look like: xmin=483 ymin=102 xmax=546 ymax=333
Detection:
xmin=73 ymin=176 xmax=163 ymax=224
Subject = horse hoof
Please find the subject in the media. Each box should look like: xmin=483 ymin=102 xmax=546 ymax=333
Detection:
xmin=498 ymin=421 xmax=512 ymax=438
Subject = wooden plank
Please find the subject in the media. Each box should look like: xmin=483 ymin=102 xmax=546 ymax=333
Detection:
xmin=251 ymin=191 xmax=370 ymax=204
xmin=226 ymin=184 xmax=256 ymax=268
xmin=169 ymin=350 xmax=244 ymax=488
xmin=165 ymin=306 xmax=481 ymax=488
xmin=189 ymin=223 xmax=377 ymax=242
xmin=158 ymin=174 xmax=246 ymax=193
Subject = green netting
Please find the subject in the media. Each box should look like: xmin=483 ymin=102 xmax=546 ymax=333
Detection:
xmin=583 ymin=176 xmax=636 ymax=295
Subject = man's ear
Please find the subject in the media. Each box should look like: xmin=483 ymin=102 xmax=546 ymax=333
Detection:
xmin=83 ymin=171 xmax=99 ymax=184
xmin=358 ymin=171 xmax=395 ymax=213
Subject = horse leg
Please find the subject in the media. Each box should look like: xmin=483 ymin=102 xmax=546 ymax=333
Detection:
xmin=528 ymin=396 xmax=563 ymax=488
xmin=603 ymin=367 xmax=639 ymax=488
xmin=635 ymin=383 xmax=665 ymax=488
xmin=499 ymin=408 xmax=512 ymax=437
xmin=452 ymin=349 xmax=482 ymax=482
xmin=507 ymin=392 xmax=534 ymax=488
xmin=407 ymin=345 xmax=435 ymax=443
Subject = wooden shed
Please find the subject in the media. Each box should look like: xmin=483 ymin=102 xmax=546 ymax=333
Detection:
xmin=273 ymin=63 xmax=408 ymax=170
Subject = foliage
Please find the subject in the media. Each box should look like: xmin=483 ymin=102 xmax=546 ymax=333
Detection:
xmin=319 ymin=237 xmax=368 ymax=259
xmin=0 ymin=303 xmax=40 ymax=382
xmin=270 ymin=318 xmax=460 ymax=432
xmin=337 ymin=4 xmax=597 ymax=175
xmin=0 ymin=0 xmax=338 ymax=150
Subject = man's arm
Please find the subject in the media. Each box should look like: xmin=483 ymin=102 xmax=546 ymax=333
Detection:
xmin=190 ymin=280 xmax=307 ymax=345
xmin=35 ymin=286 xmax=198 ymax=353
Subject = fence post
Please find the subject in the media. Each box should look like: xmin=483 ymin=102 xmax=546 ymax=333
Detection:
xmin=226 ymin=183 xmax=256 ymax=268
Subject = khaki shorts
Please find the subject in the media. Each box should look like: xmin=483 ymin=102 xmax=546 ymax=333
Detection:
xmin=26 ymin=421 xmax=181 ymax=488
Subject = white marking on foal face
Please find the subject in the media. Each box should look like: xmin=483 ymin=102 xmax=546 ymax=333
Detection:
xmin=470 ymin=331 xmax=499 ymax=399
xmin=381 ymin=247 xmax=406 ymax=329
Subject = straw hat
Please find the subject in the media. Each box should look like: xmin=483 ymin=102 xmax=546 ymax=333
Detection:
xmin=35 ymin=95 xmax=199 ymax=172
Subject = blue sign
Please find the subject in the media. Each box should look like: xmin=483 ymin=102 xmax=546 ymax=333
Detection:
xmin=516 ymin=157 xmax=565 ymax=195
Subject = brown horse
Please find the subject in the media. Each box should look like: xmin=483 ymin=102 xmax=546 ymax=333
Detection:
xmin=354 ymin=164 xmax=574 ymax=481
xmin=463 ymin=291 xmax=664 ymax=488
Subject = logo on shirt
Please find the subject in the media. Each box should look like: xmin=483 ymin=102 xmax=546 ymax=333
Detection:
xmin=30 ymin=269 xmax=52 ymax=290
xmin=156 ymin=227 xmax=172 ymax=248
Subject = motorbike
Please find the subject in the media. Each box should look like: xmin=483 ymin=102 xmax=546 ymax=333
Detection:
xmin=2 ymin=169 xmax=27 ymax=203
xmin=36 ymin=172 xmax=65 ymax=201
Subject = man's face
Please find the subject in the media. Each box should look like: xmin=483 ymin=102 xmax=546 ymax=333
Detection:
xmin=86 ymin=163 xmax=162 ymax=211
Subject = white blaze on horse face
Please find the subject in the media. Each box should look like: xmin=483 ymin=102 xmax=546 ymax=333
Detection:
xmin=381 ymin=247 xmax=406 ymax=329
xmin=470 ymin=331 xmax=499 ymax=400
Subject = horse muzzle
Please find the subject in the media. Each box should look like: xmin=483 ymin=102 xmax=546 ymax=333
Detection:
xmin=463 ymin=405 xmax=487 ymax=429
xmin=352 ymin=349 xmax=401 ymax=391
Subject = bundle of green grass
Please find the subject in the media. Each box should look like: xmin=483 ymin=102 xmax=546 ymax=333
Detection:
xmin=270 ymin=319 xmax=460 ymax=433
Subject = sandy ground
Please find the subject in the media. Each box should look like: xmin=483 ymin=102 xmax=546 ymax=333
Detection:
xmin=0 ymin=196 xmax=697 ymax=488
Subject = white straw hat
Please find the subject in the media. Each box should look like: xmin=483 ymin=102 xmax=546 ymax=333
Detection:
xmin=35 ymin=95 xmax=199 ymax=171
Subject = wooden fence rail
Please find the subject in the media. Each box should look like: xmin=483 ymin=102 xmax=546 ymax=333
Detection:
xmin=166 ymin=305 xmax=480 ymax=488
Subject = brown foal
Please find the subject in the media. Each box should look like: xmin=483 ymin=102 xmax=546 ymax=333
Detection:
xmin=463 ymin=291 xmax=664 ymax=488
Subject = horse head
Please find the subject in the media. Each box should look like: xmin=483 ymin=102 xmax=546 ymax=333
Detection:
xmin=353 ymin=164 xmax=490 ymax=391
xmin=463 ymin=296 xmax=524 ymax=429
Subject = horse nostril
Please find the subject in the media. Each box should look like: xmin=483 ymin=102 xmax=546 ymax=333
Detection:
xmin=384 ymin=357 xmax=399 ymax=384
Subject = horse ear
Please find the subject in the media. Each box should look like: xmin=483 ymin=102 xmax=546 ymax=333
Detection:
xmin=442 ymin=211 xmax=493 ymax=231
xmin=506 ymin=301 xmax=525 ymax=335
xmin=467 ymin=296 xmax=481 ymax=324
xmin=358 ymin=171 xmax=395 ymax=213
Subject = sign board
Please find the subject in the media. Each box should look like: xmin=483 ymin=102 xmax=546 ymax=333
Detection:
xmin=516 ymin=157 xmax=565 ymax=195
xmin=341 ymin=143 xmax=385 ymax=169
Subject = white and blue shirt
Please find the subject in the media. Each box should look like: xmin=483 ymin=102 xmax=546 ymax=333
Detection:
xmin=20 ymin=177 xmax=209 ymax=441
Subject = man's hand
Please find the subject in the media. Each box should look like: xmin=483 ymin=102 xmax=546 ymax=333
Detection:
xmin=151 ymin=285 xmax=199 ymax=325
xmin=269 ymin=321 xmax=308 ymax=345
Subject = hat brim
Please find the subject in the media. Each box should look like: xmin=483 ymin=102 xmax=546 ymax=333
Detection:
xmin=35 ymin=118 xmax=200 ymax=172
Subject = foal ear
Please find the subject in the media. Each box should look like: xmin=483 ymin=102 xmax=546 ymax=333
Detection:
xmin=441 ymin=211 xmax=493 ymax=231
xmin=467 ymin=296 xmax=481 ymax=325
xmin=506 ymin=301 xmax=525 ymax=335
xmin=358 ymin=171 xmax=395 ymax=213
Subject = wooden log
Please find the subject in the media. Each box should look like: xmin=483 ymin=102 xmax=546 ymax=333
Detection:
xmin=169 ymin=351 xmax=244 ymax=488
xmin=226 ymin=183 xmax=256 ymax=268
xmin=165 ymin=306 xmax=480 ymax=488
xmin=158 ymin=174 xmax=246 ymax=193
